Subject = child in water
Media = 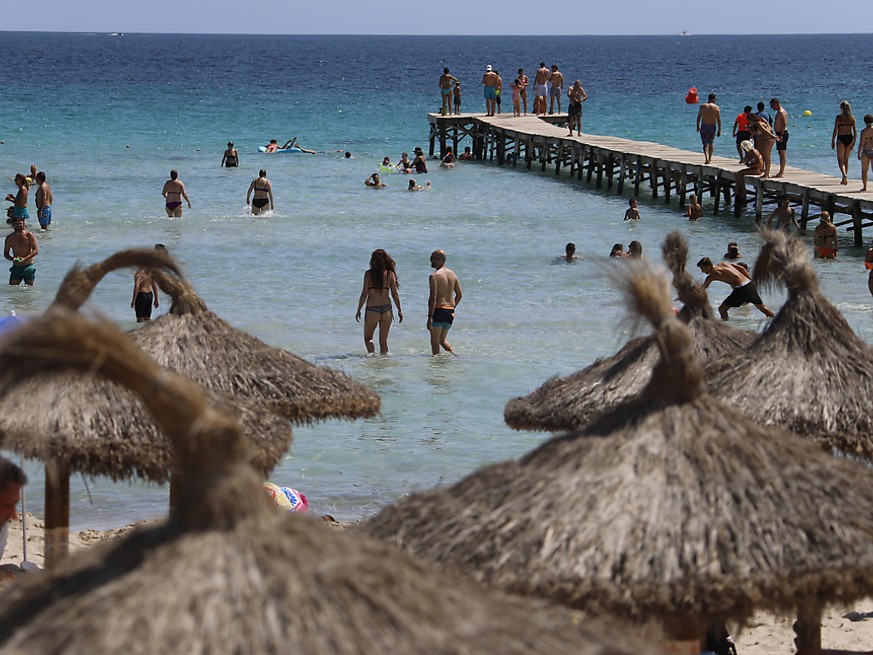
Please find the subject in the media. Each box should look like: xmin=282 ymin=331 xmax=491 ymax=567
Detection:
xmin=624 ymin=199 xmax=641 ymax=221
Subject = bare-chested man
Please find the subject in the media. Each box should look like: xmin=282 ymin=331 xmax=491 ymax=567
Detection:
xmin=439 ymin=68 xmax=459 ymax=116
xmin=534 ymin=62 xmax=550 ymax=115
xmin=696 ymin=93 xmax=721 ymax=164
xmin=697 ymin=257 xmax=774 ymax=320
xmin=548 ymin=64 xmax=564 ymax=114
xmin=427 ymin=249 xmax=462 ymax=355
xmin=481 ymin=65 xmax=499 ymax=117
xmin=767 ymin=197 xmax=799 ymax=233
xmin=771 ymin=98 xmax=789 ymax=178
xmin=5 ymin=174 xmax=30 ymax=222
xmin=131 ymin=265 xmax=160 ymax=322
xmin=813 ymin=211 xmax=838 ymax=259
xmin=35 ymin=172 xmax=53 ymax=230
xmin=4 ymin=218 xmax=38 ymax=286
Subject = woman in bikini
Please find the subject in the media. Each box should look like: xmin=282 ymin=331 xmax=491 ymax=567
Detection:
xmin=832 ymin=101 xmax=857 ymax=185
xmin=246 ymin=169 xmax=274 ymax=216
xmin=355 ymin=249 xmax=403 ymax=355
xmin=735 ymin=140 xmax=764 ymax=207
xmin=161 ymin=170 xmax=191 ymax=218
xmin=748 ymin=115 xmax=778 ymax=178
xmin=858 ymin=113 xmax=873 ymax=193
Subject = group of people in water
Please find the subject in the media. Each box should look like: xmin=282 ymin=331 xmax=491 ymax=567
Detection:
xmin=3 ymin=165 xmax=52 ymax=287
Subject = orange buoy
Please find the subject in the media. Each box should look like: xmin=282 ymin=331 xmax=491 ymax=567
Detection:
xmin=685 ymin=87 xmax=699 ymax=104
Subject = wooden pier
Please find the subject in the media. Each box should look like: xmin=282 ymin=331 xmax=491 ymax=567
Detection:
xmin=428 ymin=113 xmax=873 ymax=245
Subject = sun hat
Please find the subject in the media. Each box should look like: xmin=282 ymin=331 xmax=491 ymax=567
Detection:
xmin=486 ymin=65 xmax=492 ymax=72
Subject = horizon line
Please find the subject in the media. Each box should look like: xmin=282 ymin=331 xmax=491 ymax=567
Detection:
xmin=1 ymin=30 xmax=871 ymax=37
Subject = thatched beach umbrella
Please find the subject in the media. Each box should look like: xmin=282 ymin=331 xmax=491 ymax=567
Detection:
xmin=0 ymin=250 xmax=292 ymax=566
xmin=366 ymin=263 xmax=873 ymax=652
xmin=132 ymin=268 xmax=379 ymax=424
xmin=0 ymin=309 xmax=647 ymax=655
xmin=504 ymin=232 xmax=754 ymax=432
xmin=706 ymin=230 xmax=873 ymax=460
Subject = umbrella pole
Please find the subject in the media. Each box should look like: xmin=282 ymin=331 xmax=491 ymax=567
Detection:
xmin=44 ymin=458 xmax=71 ymax=570
xmin=793 ymin=604 xmax=823 ymax=653
xmin=169 ymin=470 xmax=182 ymax=510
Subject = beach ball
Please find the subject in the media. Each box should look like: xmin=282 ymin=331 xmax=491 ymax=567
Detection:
xmin=803 ymin=110 xmax=812 ymax=117
xmin=264 ymin=482 xmax=309 ymax=512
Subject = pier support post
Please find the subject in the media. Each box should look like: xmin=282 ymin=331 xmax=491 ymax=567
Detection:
xmin=595 ymin=150 xmax=604 ymax=189
xmin=633 ymin=156 xmax=642 ymax=196
xmin=754 ymin=179 xmax=764 ymax=221
xmin=651 ymin=160 xmax=659 ymax=200
xmin=663 ymin=163 xmax=671 ymax=204
xmin=606 ymin=153 xmax=615 ymax=190
xmin=679 ymin=165 xmax=687 ymax=207
xmin=555 ymin=140 xmax=562 ymax=176
xmin=712 ymin=171 xmax=722 ymax=214
xmin=853 ymin=200 xmax=863 ymax=246
xmin=617 ymin=154 xmax=626 ymax=193
xmin=800 ymin=189 xmax=811 ymax=232
xmin=438 ymin=123 xmax=447 ymax=160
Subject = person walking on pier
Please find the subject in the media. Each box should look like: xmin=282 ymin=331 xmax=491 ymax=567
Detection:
xmin=534 ymin=62 xmax=550 ymax=115
xmin=439 ymin=68 xmax=459 ymax=116
xmin=482 ymin=65 xmax=499 ymax=117
xmin=697 ymin=257 xmax=774 ymax=321
xmin=770 ymin=98 xmax=789 ymax=178
xmin=567 ymin=80 xmax=587 ymax=136
xmin=859 ymin=114 xmax=873 ymax=193
xmin=832 ymin=100 xmax=857 ymax=186
xmin=696 ymin=93 xmax=721 ymax=165
xmin=517 ymin=68 xmax=529 ymax=115
xmin=548 ymin=65 xmax=564 ymax=114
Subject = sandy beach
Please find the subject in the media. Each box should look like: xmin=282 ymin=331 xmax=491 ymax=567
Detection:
xmin=1 ymin=513 xmax=872 ymax=652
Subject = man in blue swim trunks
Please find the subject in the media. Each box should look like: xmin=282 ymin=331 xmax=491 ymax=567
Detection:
xmin=696 ymin=93 xmax=722 ymax=164
xmin=4 ymin=218 xmax=38 ymax=286
xmin=427 ymin=249 xmax=462 ymax=355
xmin=35 ymin=171 xmax=53 ymax=230
xmin=5 ymin=174 xmax=30 ymax=222
xmin=482 ymin=65 xmax=499 ymax=117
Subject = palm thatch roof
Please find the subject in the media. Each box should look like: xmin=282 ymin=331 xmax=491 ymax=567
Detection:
xmin=705 ymin=230 xmax=873 ymax=459
xmin=0 ymin=250 xmax=291 ymax=482
xmin=130 ymin=269 xmax=379 ymax=425
xmin=365 ymin=263 xmax=873 ymax=627
xmin=0 ymin=309 xmax=645 ymax=655
xmin=503 ymin=232 xmax=754 ymax=432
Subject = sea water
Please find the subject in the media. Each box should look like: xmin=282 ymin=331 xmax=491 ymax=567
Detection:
xmin=0 ymin=32 xmax=872 ymax=528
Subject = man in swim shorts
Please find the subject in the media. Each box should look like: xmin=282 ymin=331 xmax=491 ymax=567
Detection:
xmin=35 ymin=171 xmax=53 ymax=230
xmin=548 ymin=64 xmax=564 ymax=114
xmin=427 ymin=249 xmax=462 ymax=355
xmin=534 ymin=62 xmax=550 ymax=115
xmin=696 ymin=93 xmax=721 ymax=164
xmin=4 ymin=218 xmax=38 ymax=286
xmin=5 ymin=174 xmax=30 ymax=222
xmin=859 ymin=113 xmax=873 ymax=192
xmin=439 ymin=68 xmax=459 ymax=116
xmin=481 ymin=65 xmax=498 ymax=116
xmin=697 ymin=257 xmax=774 ymax=321
xmin=770 ymin=98 xmax=789 ymax=177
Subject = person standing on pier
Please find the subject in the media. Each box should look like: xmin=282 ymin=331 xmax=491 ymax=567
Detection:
xmin=770 ymin=98 xmax=789 ymax=178
xmin=517 ymin=68 xmax=529 ymax=115
xmin=439 ymin=68 xmax=459 ymax=116
xmin=696 ymin=93 xmax=721 ymax=165
xmin=511 ymin=77 xmax=523 ymax=117
xmin=859 ymin=113 xmax=873 ymax=193
xmin=567 ymin=80 xmax=587 ymax=136
xmin=453 ymin=83 xmax=462 ymax=115
xmin=427 ymin=249 xmax=462 ymax=356
xmin=534 ymin=62 xmax=550 ymax=115
xmin=494 ymin=71 xmax=503 ymax=115
xmin=732 ymin=106 xmax=753 ymax=162
xmin=482 ymin=65 xmax=498 ymax=117
xmin=548 ymin=65 xmax=564 ymax=114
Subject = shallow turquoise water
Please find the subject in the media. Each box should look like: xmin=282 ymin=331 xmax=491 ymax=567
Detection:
xmin=1 ymin=32 xmax=872 ymax=528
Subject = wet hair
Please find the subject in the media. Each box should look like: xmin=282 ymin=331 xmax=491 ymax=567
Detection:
xmin=0 ymin=457 xmax=27 ymax=491
xmin=744 ymin=105 xmax=752 ymax=113
xmin=36 ymin=171 xmax=46 ymax=183
xmin=629 ymin=199 xmax=637 ymax=206
xmin=609 ymin=243 xmax=624 ymax=257
xmin=565 ymin=242 xmax=576 ymax=254
xmin=408 ymin=179 xmax=417 ymax=190
xmin=345 ymin=151 xmax=352 ymax=158
xmin=697 ymin=257 xmax=713 ymax=269
xmin=259 ymin=169 xmax=267 ymax=177
xmin=865 ymin=114 xmax=873 ymax=125
xmin=708 ymin=93 xmax=716 ymax=102
xmin=628 ymin=241 xmax=642 ymax=256
xmin=169 ymin=170 xmax=178 ymax=180
xmin=368 ymin=249 xmax=398 ymax=288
